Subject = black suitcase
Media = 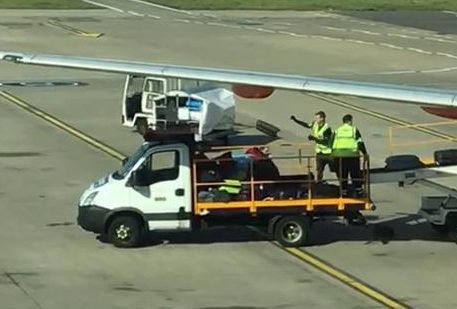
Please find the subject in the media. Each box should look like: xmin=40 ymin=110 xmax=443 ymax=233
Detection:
xmin=313 ymin=184 xmax=340 ymax=198
xmin=385 ymin=155 xmax=424 ymax=171
xmin=434 ymin=149 xmax=457 ymax=166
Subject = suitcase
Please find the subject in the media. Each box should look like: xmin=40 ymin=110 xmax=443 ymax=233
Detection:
xmin=385 ymin=155 xmax=424 ymax=171
xmin=313 ymin=184 xmax=340 ymax=198
xmin=434 ymin=149 xmax=457 ymax=166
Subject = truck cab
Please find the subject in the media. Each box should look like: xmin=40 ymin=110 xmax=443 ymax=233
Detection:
xmin=77 ymin=141 xmax=193 ymax=247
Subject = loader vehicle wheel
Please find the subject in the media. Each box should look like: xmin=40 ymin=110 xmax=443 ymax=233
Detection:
xmin=430 ymin=223 xmax=449 ymax=234
xmin=108 ymin=215 xmax=143 ymax=248
xmin=274 ymin=216 xmax=310 ymax=247
xmin=136 ymin=119 xmax=148 ymax=137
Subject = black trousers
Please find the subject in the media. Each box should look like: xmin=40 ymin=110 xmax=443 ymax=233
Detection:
xmin=334 ymin=156 xmax=362 ymax=191
xmin=315 ymin=153 xmax=334 ymax=182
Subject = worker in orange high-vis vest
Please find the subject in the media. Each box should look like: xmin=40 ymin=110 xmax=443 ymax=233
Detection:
xmin=332 ymin=114 xmax=368 ymax=196
xmin=291 ymin=111 xmax=333 ymax=183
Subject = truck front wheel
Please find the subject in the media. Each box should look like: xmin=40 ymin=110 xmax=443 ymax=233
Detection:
xmin=274 ymin=216 xmax=310 ymax=247
xmin=108 ymin=215 xmax=143 ymax=248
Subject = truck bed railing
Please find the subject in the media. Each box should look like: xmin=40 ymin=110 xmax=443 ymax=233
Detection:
xmin=192 ymin=148 xmax=372 ymax=215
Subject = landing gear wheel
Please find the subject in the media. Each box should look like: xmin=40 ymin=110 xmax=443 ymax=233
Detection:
xmin=136 ymin=119 xmax=148 ymax=137
xmin=108 ymin=216 xmax=143 ymax=248
xmin=274 ymin=216 xmax=310 ymax=247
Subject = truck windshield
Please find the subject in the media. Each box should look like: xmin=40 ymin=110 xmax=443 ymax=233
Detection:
xmin=112 ymin=144 xmax=150 ymax=179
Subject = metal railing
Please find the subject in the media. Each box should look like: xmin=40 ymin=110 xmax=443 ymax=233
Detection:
xmin=192 ymin=147 xmax=370 ymax=211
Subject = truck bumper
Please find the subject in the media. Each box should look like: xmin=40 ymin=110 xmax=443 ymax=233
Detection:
xmin=77 ymin=205 xmax=109 ymax=234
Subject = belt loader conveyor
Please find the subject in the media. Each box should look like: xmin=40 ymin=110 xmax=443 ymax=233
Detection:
xmin=369 ymin=162 xmax=457 ymax=232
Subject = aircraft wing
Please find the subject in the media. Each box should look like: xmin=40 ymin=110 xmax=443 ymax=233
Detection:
xmin=1 ymin=51 xmax=457 ymax=107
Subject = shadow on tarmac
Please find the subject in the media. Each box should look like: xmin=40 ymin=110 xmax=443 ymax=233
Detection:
xmin=94 ymin=212 xmax=456 ymax=248
xmin=308 ymin=213 xmax=457 ymax=246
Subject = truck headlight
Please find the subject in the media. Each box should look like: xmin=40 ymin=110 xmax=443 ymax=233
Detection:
xmin=81 ymin=191 xmax=98 ymax=206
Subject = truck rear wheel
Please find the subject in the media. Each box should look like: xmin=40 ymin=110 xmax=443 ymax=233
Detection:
xmin=274 ymin=216 xmax=310 ymax=247
xmin=108 ymin=215 xmax=143 ymax=248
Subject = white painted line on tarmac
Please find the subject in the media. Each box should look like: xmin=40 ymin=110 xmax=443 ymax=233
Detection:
xmin=310 ymin=12 xmax=332 ymax=17
xmin=432 ymin=34 xmax=455 ymax=39
xmin=421 ymin=66 xmax=457 ymax=73
xmin=437 ymin=52 xmax=457 ymax=59
xmin=278 ymin=30 xmax=295 ymax=35
xmin=289 ymin=33 xmax=309 ymax=38
xmin=82 ymin=0 xmax=124 ymax=13
xmin=398 ymin=29 xmax=420 ymax=35
xmin=373 ymin=70 xmax=417 ymax=75
xmin=358 ymin=41 xmax=375 ymax=45
xmin=351 ymin=29 xmax=382 ymax=36
xmin=387 ymin=33 xmax=419 ymax=39
xmin=207 ymin=22 xmax=231 ymax=27
xmin=324 ymin=26 xmax=347 ymax=31
xmin=346 ymin=39 xmax=372 ymax=45
xmin=312 ymin=35 xmax=342 ymax=41
xmin=202 ymin=13 xmax=218 ymax=18
xmin=128 ymin=11 xmax=144 ymax=17
xmin=255 ymin=28 xmax=276 ymax=33
xmin=324 ymin=25 xmax=443 ymax=45
xmin=372 ymin=66 xmax=457 ymax=75
xmin=342 ymin=18 xmax=377 ymax=27
xmin=174 ymin=18 xmax=190 ymax=23
xmin=425 ymin=37 xmax=456 ymax=43
xmin=242 ymin=25 xmax=258 ymax=31
xmin=147 ymin=14 xmax=161 ymax=19
xmin=407 ymin=47 xmax=432 ymax=55
xmin=126 ymin=0 xmax=192 ymax=14
xmin=273 ymin=22 xmax=292 ymax=26
xmin=223 ymin=24 xmax=242 ymax=29
xmin=443 ymin=10 xmax=457 ymax=17
xmin=379 ymin=43 xmax=404 ymax=50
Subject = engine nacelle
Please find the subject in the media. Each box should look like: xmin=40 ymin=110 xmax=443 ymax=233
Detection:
xmin=232 ymin=84 xmax=275 ymax=99
xmin=421 ymin=106 xmax=457 ymax=119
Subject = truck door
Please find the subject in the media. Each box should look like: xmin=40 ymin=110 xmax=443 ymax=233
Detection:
xmin=122 ymin=75 xmax=145 ymax=126
xmin=129 ymin=145 xmax=192 ymax=230
xmin=141 ymin=77 xmax=167 ymax=114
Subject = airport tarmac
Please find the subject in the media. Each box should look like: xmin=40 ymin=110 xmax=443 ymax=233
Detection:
xmin=1 ymin=2 xmax=457 ymax=308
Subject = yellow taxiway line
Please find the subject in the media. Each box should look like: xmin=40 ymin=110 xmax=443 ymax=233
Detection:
xmin=282 ymin=247 xmax=409 ymax=308
xmin=250 ymin=227 xmax=410 ymax=309
xmin=0 ymin=89 xmax=411 ymax=309
xmin=0 ymin=91 xmax=123 ymax=160
xmin=46 ymin=20 xmax=104 ymax=38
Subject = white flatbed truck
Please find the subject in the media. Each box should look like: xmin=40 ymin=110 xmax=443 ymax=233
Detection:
xmin=76 ymin=140 xmax=457 ymax=248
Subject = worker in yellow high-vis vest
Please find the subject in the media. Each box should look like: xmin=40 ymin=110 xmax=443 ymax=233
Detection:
xmin=332 ymin=114 xmax=368 ymax=196
xmin=291 ymin=111 xmax=333 ymax=183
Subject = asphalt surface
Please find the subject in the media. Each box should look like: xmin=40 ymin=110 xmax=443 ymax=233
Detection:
xmin=1 ymin=2 xmax=457 ymax=308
